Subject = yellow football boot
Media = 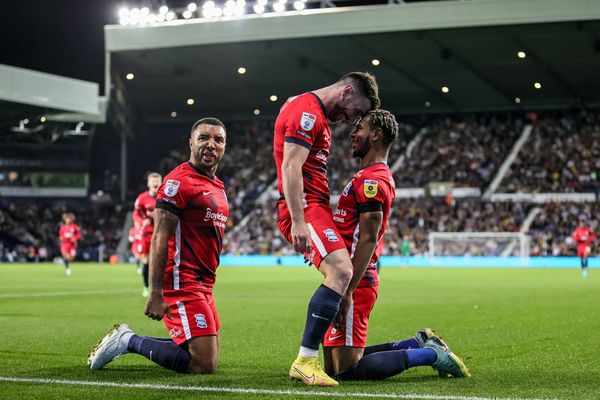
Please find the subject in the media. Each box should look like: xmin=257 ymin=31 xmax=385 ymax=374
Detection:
xmin=289 ymin=356 xmax=339 ymax=387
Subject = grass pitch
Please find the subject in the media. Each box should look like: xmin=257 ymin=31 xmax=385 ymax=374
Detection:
xmin=0 ymin=262 xmax=598 ymax=399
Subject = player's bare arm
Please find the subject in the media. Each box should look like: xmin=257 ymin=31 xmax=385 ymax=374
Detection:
xmin=282 ymin=141 xmax=311 ymax=254
xmin=336 ymin=210 xmax=382 ymax=328
xmin=144 ymin=208 xmax=178 ymax=321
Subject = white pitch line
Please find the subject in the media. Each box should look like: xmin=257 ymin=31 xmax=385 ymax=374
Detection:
xmin=0 ymin=289 xmax=138 ymax=299
xmin=0 ymin=376 xmax=557 ymax=400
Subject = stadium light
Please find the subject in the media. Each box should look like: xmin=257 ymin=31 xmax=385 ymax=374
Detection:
xmin=441 ymin=86 xmax=450 ymax=93
xmin=253 ymin=4 xmax=265 ymax=14
xmin=270 ymin=95 xmax=278 ymax=102
xmin=293 ymin=0 xmax=305 ymax=10
xmin=237 ymin=67 xmax=247 ymax=74
xmin=213 ymin=6 xmax=223 ymax=17
xmin=273 ymin=2 xmax=286 ymax=12
xmin=40 ymin=116 xmax=46 ymax=123
xmin=254 ymin=109 xmax=260 ymax=115
xmin=187 ymin=98 xmax=195 ymax=105
xmin=371 ymin=59 xmax=380 ymax=66
xmin=159 ymin=5 xmax=169 ymax=14
xmin=188 ymin=2 xmax=198 ymax=11
xmin=533 ymin=82 xmax=542 ymax=89
xmin=171 ymin=111 xmax=177 ymax=117
xmin=140 ymin=7 xmax=150 ymax=15
xmin=119 ymin=16 xmax=130 ymax=25
xmin=119 ymin=7 xmax=130 ymax=18
xmin=183 ymin=10 xmax=193 ymax=18
xmin=517 ymin=51 xmax=526 ymax=59
xmin=515 ymin=97 xmax=521 ymax=104
xmin=126 ymin=73 xmax=135 ymax=80
xmin=425 ymin=101 xmax=431 ymax=107
xmin=166 ymin=11 xmax=176 ymax=20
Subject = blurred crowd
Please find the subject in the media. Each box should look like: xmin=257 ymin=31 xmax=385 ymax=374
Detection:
xmin=500 ymin=110 xmax=600 ymax=192
xmin=0 ymin=201 xmax=125 ymax=263
xmin=3 ymin=111 xmax=600 ymax=262
xmin=395 ymin=115 xmax=522 ymax=188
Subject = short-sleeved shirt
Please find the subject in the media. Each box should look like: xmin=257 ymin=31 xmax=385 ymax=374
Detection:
xmin=59 ymin=223 xmax=80 ymax=245
xmin=134 ymin=191 xmax=157 ymax=235
xmin=273 ymin=92 xmax=331 ymax=221
xmin=573 ymin=227 xmax=595 ymax=246
xmin=334 ymin=163 xmax=395 ymax=287
xmin=155 ymin=162 xmax=229 ymax=293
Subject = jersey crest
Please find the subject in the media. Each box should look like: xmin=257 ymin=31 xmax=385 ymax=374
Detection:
xmin=364 ymin=180 xmax=378 ymax=198
xmin=300 ymin=112 xmax=317 ymax=131
xmin=164 ymin=179 xmax=180 ymax=197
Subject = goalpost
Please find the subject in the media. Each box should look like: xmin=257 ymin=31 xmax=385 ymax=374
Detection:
xmin=428 ymin=232 xmax=530 ymax=257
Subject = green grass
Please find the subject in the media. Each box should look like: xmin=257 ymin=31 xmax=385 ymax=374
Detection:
xmin=0 ymin=263 xmax=598 ymax=399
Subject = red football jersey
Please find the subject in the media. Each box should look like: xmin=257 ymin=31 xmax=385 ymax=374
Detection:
xmin=59 ymin=223 xmax=80 ymax=245
xmin=274 ymin=92 xmax=332 ymax=220
xmin=155 ymin=162 xmax=229 ymax=293
xmin=333 ymin=163 xmax=395 ymax=288
xmin=573 ymin=226 xmax=596 ymax=245
xmin=134 ymin=191 xmax=157 ymax=234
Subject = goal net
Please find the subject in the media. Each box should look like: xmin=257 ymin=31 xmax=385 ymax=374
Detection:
xmin=428 ymin=232 xmax=530 ymax=257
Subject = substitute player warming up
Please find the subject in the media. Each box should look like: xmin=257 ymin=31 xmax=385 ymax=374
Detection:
xmin=274 ymin=72 xmax=380 ymax=386
xmin=88 ymin=118 xmax=229 ymax=374
xmin=573 ymin=218 xmax=595 ymax=278
xmin=321 ymin=109 xmax=470 ymax=381
xmin=58 ymin=212 xmax=80 ymax=276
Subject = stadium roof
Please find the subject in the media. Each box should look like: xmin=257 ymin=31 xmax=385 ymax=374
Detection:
xmin=105 ymin=0 xmax=600 ymax=121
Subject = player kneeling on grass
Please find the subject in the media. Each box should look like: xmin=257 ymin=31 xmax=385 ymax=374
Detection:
xmin=321 ymin=110 xmax=470 ymax=380
xmin=88 ymin=118 xmax=229 ymax=374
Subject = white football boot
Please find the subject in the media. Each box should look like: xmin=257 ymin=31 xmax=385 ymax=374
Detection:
xmin=87 ymin=323 xmax=133 ymax=370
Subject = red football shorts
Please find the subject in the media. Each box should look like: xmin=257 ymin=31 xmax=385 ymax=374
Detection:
xmin=162 ymin=289 xmax=220 ymax=345
xmin=323 ymin=285 xmax=378 ymax=348
xmin=577 ymin=244 xmax=591 ymax=257
xmin=60 ymin=243 xmax=76 ymax=258
xmin=131 ymin=241 xmax=143 ymax=258
xmin=141 ymin=230 xmax=152 ymax=256
xmin=277 ymin=204 xmax=347 ymax=268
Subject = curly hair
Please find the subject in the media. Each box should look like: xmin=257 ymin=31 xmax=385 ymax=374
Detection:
xmin=366 ymin=109 xmax=399 ymax=147
xmin=338 ymin=72 xmax=381 ymax=110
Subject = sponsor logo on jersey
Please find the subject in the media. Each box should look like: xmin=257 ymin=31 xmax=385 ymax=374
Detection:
xmin=300 ymin=112 xmax=317 ymax=131
xmin=323 ymin=228 xmax=339 ymax=242
xmin=316 ymin=150 xmax=327 ymax=161
xmin=364 ymin=179 xmax=378 ymax=198
xmin=342 ymin=181 xmax=353 ymax=197
xmin=169 ymin=327 xmax=183 ymax=338
xmin=295 ymin=130 xmax=312 ymax=140
xmin=204 ymin=207 xmax=228 ymax=229
xmin=164 ymin=179 xmax=180 ymax=197
xmin=194 ymin=313 xmax=208 ymax=329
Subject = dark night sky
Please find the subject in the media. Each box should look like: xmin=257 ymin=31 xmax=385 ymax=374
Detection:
xmin=0 ymin=0 xmax=121 ymax=85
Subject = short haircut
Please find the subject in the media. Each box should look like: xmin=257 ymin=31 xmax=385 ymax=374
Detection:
xmin=190 ymin=117 xmax=226 ymax=138
xmin=366 ymin=109 xmax=399 ymax=148
xmin=63 ymin=212 xmax=76 ymax=222
xmin=147 ymin=172 xmax=162 ymax=181
xmin=338 ymin=72 xmax=381 ymax=110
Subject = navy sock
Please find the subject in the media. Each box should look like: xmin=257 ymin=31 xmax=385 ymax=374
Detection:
xmin=406 ymin=348 xmax=437 ymax=368
xmin=301 ymin=284 xmax=342 ymax=350
xmin=127 ymin=335 xmax=190 ymax=373
xmin=64 ymin=260 xmax=70 ymax=269
xmin=336 ymin=350 xmax=409 ymax=380
xmin=363 ymin=337 xmax=421 ymax=356
xmin=142 ymin=263 xmax=149 ymax=287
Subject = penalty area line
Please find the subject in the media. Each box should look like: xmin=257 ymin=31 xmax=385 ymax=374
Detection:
xmin=0 ymin=376 xmax=557 ymax=400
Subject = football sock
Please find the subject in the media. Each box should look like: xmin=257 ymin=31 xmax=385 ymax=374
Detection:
xmin=363 ymin=338 xmax=421 ymax=356
xmin=335 ymin=350 xmax=408 ymax=380
xmin=142 ymin=263 xmax=149 ymax=288
xmin=64 ymin=259 xmax=70 ymax=269
xmin=406 ymin=348 xmax=438 ymax=367
xmin=127 ymin=335 xmax=191 ymax=373
xmin=300 ymin=284 xmax=342 ymax=352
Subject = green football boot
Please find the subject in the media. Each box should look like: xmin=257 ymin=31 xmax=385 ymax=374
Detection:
xmin=424 ymin=336 xmax=471 ymax=378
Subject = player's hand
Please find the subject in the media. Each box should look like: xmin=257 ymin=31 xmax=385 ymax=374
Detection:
xmin=144 ymin=292 xmax=173 ymax=321
xmin=142 ymin=219 xmax=152 ymax=228
xmin=334 ymin=292 xmax=353 ymax=329
xmin=291 ymin=220 xmax=311 ymax=254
